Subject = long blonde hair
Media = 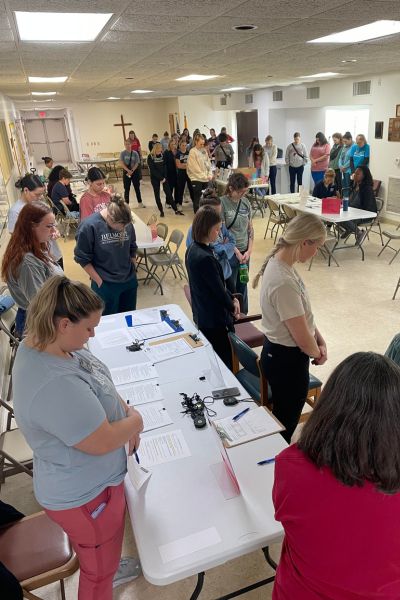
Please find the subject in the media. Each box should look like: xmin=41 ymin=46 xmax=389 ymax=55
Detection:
xmin=252 ymin=213 xmax=326 ymax=288
xmin=26 ymin=275 xmax=104 ymax=350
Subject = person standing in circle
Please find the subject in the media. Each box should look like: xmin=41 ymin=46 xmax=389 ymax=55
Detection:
xmin=285 ymin=132 xmax=308 ymax=193
xmin=264 ymin=135 xmax=278 ymax=194
xmin=79 ymin=167 xmax=111 ymax=221
xmin=120 ymin=139 xmax=145 ymax=208
xmin=147 ymin=143 xmax=183 ymax=217
xmin=74 ymin=196 xmax=138 ymax=316
xmin=253 ymin=213 xmax=327 ymax=442
xmin=175 ymin=138 xmax=194 ymax=208
xmin=310 ymin=132 xmax=331 ymax=185
xmin=187 ymin=133 xmax=213 ymax=213
xmin=12 ymin=275 xmax=144 ymax=600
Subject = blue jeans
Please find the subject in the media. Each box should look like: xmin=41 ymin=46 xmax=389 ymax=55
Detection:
xmin=311 ymin=170 xmax=325 ymax=184
xmin=91 ymin=277 xmax=138 ymax=316
xmin=342 ymin=172 xmax=352 ymax=197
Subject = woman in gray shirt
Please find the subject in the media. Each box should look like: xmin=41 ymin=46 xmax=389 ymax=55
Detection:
xmin=12 ymin=275 xmax=144 ymax=599
xmin=1 ymin=201 xmax=63 ymax=336
xmin=285 ymin=132 xmax=308 ymax=193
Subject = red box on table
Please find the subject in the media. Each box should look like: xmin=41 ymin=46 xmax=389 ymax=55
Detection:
xmin=321 ymin=197 xmax=341 ymax=214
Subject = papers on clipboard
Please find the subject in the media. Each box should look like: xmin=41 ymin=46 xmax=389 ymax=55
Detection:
xmin=117 ymin=381 xmax=163 ymax=405
xmin=129 ymin=321 xmax=174 ymax=341
xmin=110 ymin=362 xmax=158 ymax=385
xmin=125 ymin=309 xmax=162 ymax=327
xmin=211 ymin=406 xmax=284 ymax=448
xmin=127 ymin=455 xmax=152 ymax=490
xmin=144 ymin=338 xmax=194 ymax=363
xmin=96 ymin=328 xmax=133 ymax=349
xmin=138 ymin=430 xmax=191 ymax=467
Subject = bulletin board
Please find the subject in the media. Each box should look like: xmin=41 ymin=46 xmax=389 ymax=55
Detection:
xmin=9 ymin=121 xmax=27 ymax=175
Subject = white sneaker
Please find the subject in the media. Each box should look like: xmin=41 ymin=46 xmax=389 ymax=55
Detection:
xmin=139 ymin=203 xmax=146 ymax=208
xmin=112 ymin=557 xmax=142 ymax=588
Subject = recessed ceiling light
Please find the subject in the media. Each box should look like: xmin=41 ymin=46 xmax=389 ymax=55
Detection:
xmin=309 ymin=20 xmax=400 ymax=44
xmin=28 ymin=76 xmax=68 ymax=83
xmin=15 ymin=11 xmax=113 ymax=42
xmin=232 ymin=25 xmax=257 ymax=31
xmin=298 ymin=72 xmax=339 ymax=78
xmin=31 ymin=91 xmax=57 ymax=96
xmin=130 ymin=89 xmax=153 ymax=94
xmin=341 ymin=59 xmax=357 ymax=63
xmin=176 ymin=74 xmax=219 ymax=81
xmin=107 ymin=97 xmax=120 ymax=100
xmin=32 ymin=99 xmax=54 ymax=103
xmin=221 ymin=87 xmax=246 ymax=91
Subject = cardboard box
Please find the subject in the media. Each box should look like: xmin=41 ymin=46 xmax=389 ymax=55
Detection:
xmin=321 ymin=197 xmax=341 ymax=214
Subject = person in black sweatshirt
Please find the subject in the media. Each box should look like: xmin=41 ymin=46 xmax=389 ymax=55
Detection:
xmin=340 ymin=166 xmax=377 ymax=244
xmin=185 ymin=206 xmax=240 ymax=369
xmin=163 ymin=139 xmax=178 ymax=207
xmin=147 ymin=143 xmax=183 ymax=217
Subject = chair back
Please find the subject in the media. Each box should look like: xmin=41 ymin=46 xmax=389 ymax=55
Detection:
xmin=372 ymin=179 xmax=382 ymax=197
xmin=157 ymin=222 xmax=168 ymax=241
xmin=183 ymin=284 xmax=192 ymax=307
xmin=168 ymin=229 xmax=184 ymax=252
xmin=282 ymin=204 xmax=296 ymax=219
xmin=376 ymin=197 xmax=384 ymax=214
xmin=267 ymin=198 xmax=280 ymax=215
xmin=228 ymin=332 xmax=259 ymax=378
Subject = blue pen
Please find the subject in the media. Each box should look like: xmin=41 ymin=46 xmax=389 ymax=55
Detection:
xmin=257 ymin=458 xmax=275 ymax=466
xmin=134 ymin=449 xmax=140 ymax=464
xmin=232 ymin=407 xmax=250 ymax=422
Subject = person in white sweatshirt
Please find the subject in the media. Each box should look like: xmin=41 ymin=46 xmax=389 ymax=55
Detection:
xmin=187 ymin=133 xmax=213 ymax=213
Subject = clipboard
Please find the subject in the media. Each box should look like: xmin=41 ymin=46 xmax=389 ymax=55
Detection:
xmin=148 ymin=333 xmax=204 ymax=349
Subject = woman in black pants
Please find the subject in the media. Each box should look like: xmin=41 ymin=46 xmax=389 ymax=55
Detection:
xmin=175 ymin=139 xmax=194 ymax=207
xmin=147 ymin=143 xmax=184 ymax=218
xmin=185 ymin=206 xmax=240 ymax=369
xmin=163 ymin=139 xmax=178 ymax=207
xmin=253 ymin=213 xmax=327 ymax=442
xmin=187 ymin=133 xmax=212 ymax=213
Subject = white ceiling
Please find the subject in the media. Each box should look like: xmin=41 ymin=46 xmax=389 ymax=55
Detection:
xmin=1 ymin=0 xmax=400 ymax=103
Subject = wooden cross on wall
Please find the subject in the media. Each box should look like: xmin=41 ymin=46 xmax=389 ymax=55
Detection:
xmin=114 ymin=114 xmax=132 ymax=142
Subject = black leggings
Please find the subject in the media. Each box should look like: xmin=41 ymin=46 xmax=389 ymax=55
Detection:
xmin=199 ymin=326 xmax=232 ymax=370
xmin=176 ymin=170 xmax=194 ymax=205
xmin=150 ymin=177 xmax=177 ymax=214
xmin=260 ymin=338 xmax=309 ymax=442
xmin=269 ymin=165 xmax=277 ymax=194
xmin=190 ymin=180 xmax=208 ymax=213
xmin=123 ymin=171 xmax=142 ymax=204
xmin=289 ymin=165 xmax=304 ymax=193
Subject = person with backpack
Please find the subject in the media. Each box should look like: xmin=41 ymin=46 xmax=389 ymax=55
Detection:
xmin=285 ymin=132 xmax=308 ymax=193
xmin=214 ymin=132 xmax=234 ymax=169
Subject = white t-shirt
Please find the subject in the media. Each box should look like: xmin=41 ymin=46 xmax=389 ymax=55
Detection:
xmin=260 ymin=256 xmax=315 ymax=347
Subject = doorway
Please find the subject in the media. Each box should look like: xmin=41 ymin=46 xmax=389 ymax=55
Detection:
xmin=236 ymin=110 xmax=258 ymax=167
xmin=24 ymin=118 xmax=71 ymax=164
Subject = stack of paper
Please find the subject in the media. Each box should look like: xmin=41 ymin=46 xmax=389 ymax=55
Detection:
xmin=129 ymin=321 xmax=174 ymax=341
xmin=144 ymin=338 xmax=194 ymax=363
xmin=117 ymin=381 xmax=163 ymax=405
xmin=110 ymin=362 xmax=158 ymax=385
xmin=136 ymin=401 xmax=173 ymax=432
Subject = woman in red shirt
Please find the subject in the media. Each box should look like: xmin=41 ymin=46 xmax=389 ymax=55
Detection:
xmin=273 ymin=351 xmax=400 ymax=600
xmin=128 ymin=130 xmax=141 ymax=155
xmin=309 ymin=132 xmax=330 ymax=185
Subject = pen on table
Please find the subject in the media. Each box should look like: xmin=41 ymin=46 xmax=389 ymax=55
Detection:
xmin=257 ymin=458 xmax=276 ymax=466
xmin=232 ymin=407 xmax=250 ymax=421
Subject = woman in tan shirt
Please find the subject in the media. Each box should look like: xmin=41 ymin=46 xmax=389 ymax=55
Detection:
xmin=187 ymin=133 xmax=212 ymax=213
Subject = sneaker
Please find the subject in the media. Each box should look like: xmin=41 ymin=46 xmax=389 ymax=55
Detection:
xmin=112 ymin=557 xmax=142 ymax=588
xmin=175 ymin=210 xmax=184 ymax=215
xmin=183 ymin=199 xmax=190 ymax=204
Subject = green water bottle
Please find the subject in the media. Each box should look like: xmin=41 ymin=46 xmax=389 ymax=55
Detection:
xmin=239 ymin=263 xmax=249 ymax=284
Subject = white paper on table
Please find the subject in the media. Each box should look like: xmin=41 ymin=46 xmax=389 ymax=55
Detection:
xmin=144 ymin=338 xmax=194 ymax=363
xmin=136 ymin=401 xmax=173 ymax=432
xmin=126 ymin=455 xmax=152 ymax=491
xmin=96 ymin=328 xmax=133 ymax=349
xmin=110 ymin=363 xmax=158 ymax=386
xmin=130 ymin=321 xmax=174 ymax=341
xmin=117 ymin=381 xmax=163 ymax=405
xmin=212 ymin=406 xmax=283 ymax=447
xmin=138 ymin=429 xmax=191 ymax=467
xmin=99 ymin=316 xmax=117 ymax=325
xmin=128 ymin=309 xmax=162 ymax=326
xmin=159 ymin=527 xmax=222 ymax=564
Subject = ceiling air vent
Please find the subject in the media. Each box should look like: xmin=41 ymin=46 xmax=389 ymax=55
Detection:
xmin=220 ymin=96 xmax=227 ymax=106
xmin=245 ymin=93 xmax=253 ymax=104
xmin=353 ymin=80 xmax=371 ymax=96
xmin=273 ymin=90 xmax=283 ymax=102
xmin=307 ymin=86 xmax=320 ymax=100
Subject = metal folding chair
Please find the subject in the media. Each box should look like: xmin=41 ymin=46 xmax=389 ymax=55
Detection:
xmin=264 ymin=198 xmax=287 ymax=242
xmin=145 ymin=229 xmax=187 ymax=295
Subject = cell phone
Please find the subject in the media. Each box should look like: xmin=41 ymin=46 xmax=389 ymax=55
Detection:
xmin=212 ymin=387 xmax=240 ymax=400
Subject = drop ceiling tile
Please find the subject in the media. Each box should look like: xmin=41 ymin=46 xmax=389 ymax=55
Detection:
xmin=123 ymin=0 xmax=244 ymax=17
xmin=314 ymin=0 xmax=400 ymax=19
xmin=226 ymin=0 xmax=350 ymax=19
xmin=102 ymin=29 xmax=176 ymax=44
xmin=112 ymin=14 xmax=209 ymax=33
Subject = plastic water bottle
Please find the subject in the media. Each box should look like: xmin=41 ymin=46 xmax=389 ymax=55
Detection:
xmin=239 ymin=264 xmax=249 ymax=284
xmin=343 ymin=195 xmax=349 ymax=211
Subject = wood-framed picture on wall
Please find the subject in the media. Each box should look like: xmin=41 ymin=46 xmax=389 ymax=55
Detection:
xmin=388 ymin=117 xmax=400 ymax=142
xmin=396 ymin=105 xmax=400 ymax=117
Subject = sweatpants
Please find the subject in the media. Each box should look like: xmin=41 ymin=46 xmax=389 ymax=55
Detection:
xmin=176 ymin=170 xmax=194 ymax=205
xmin=91 ymin=277 xmax=138 ymax=316
xmin=150 ymin=177 xmax=177 ymax=214
xmin=123 ymin=171 xmax=143 ymax=204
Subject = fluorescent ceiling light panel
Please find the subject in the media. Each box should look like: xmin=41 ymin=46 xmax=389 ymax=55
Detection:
xmin=33 ymin=99 xmax=54 ymax=103
xmin=28 ymin=76 xmax=67 ymax=83
xmin=221 ymin=87 xmax=246 ymax=91
xmin=130 ymin=90 xmax=153 ymax=93
xmin=107 ymin=97 xmax=120 ymax=99
xmin=298 ymin=72 xmax=339 ymax=78
xmin=15 ymin=11 xmax=112 ymax=42
xmin=309 ymin=20 xmax=400 ymax=44
xmin=176 ymin=74 xmax=219 ymax=81
xmin=31 ymin=91 xmax=57 ymax=96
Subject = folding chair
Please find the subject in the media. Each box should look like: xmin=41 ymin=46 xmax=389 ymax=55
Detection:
xmin=0 ymin=290 xmax=19 ymax=401
xmin=228 ymin=332 xmax=322 ymax=417
xmin=365 ymin=197 xmax=384 ymax=245
xmin=59 ymin=201 xmax=80 ymax=241
xmin=378 ymin=229 xmax=400 ymax=265
xmin=184 ymin=284 xmax=264 ymax=349
xmin=0 ymin=397 xmax=33 ymax=490
xmin=264 ymin=198 xmax=287 ymax=242
xmin=136 ymin=221 xmax=168 ymax=269
xmin=145 ymin=229 xmax=187 ymax=295
xmin=0 ymin=511 xmax=79 ymax=600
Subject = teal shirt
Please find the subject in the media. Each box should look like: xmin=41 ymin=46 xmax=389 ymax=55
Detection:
xmin=13 ymin=343 xmax=127 ymax=510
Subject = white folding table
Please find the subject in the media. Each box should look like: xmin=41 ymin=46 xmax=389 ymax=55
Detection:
xmin=269 ymin=194 xmax=377 ymax=263
xmin=88 ymin=304 xmax=286 ymax=599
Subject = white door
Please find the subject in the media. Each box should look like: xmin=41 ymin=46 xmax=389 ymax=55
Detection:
xmin=24 ymin=118 xmax=71 ymax=164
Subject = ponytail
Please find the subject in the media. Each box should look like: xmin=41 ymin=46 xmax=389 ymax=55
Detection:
xmin=252 ymin=238 xmax=287 ymax=289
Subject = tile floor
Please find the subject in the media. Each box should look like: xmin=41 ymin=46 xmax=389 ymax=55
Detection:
xmin=2 ymin=177 xmax=400 ymax=599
